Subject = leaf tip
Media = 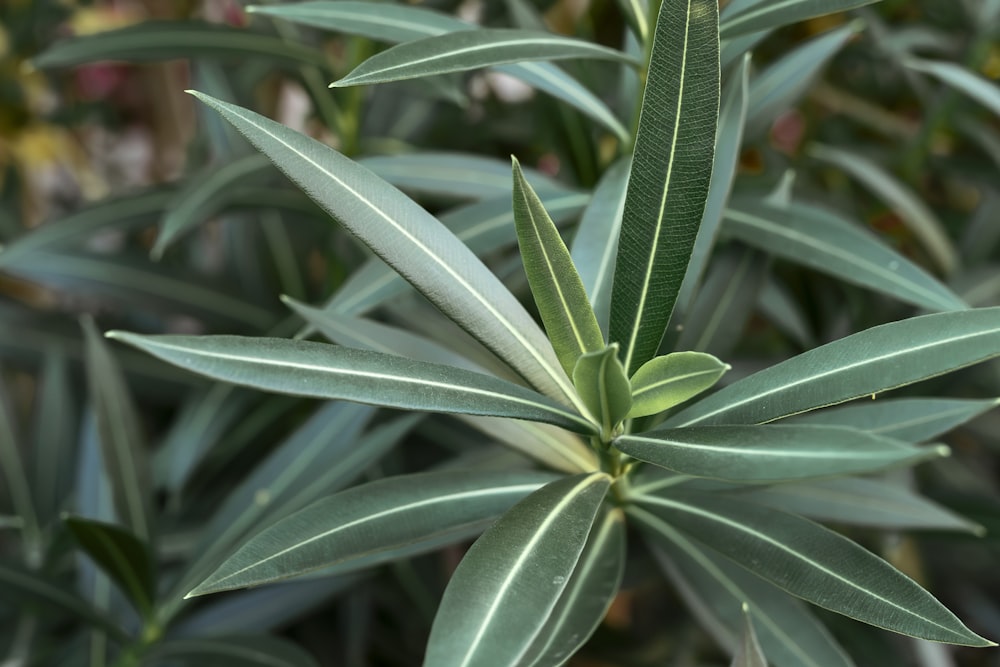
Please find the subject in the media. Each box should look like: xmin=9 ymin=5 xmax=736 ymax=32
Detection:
xmin=934 ymin=444 xmax=952 ymax=458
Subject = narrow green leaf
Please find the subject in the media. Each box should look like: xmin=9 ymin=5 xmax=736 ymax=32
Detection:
xmin=249 ymin=3 xmax=628 ymax=139
xmin=732 ymin=604 xmax=768 ymax=667
xmin=424 ymin=473 xmax=611 ymax=667
xmin=743 ymin=477 xmax=985 ymax=534
xmin=513 ymin=157 xmax=605 ymax=376
xmin=746 ymin=22 xmax=860 ymax=136
xmin=107 ymin=333 xmax=595 ymax=434
xmin=189 ymin=91 xmax=577 ymax=405
xmin=635 ymin=491 xmax=994 ymax=645
xmin=331 ymin=29 xmax=637 ymax=87
xmin=789 ymin=397 xmax=1000 ymax=443
xmin=572 ymin=345 xmax=632 ymax=439
xmin=0 ymin=376 xmax=40 ymax=562
xmin=247 ymin=1 xmax=468 ymax=41
xmin=616 ymin=424 xmax=944 ymax=482
xmin=146 ymin=636 xmax=319 ymax=667
xmin=33 ymin=21 xmax=327 ymax=69
xmin=0 ymin=189 xmax=173 ymax=269
xmin=457 ymin=415 xmax=598 ymax=474
xmin=629 ymin=352 xmax=729 ymax=418
xmin=324 ymin=191 xmax=588 ymax=319
xmin=758 ymin=275 xmax=815 ymax=348
xmin=720 ymin=29 xmax=771 ymax=70
xmin=905 ymin=58 xmax=1000 ymax=117
xmin=360 ymin=152 xmax=573 ymax=201
xmin=82 ymin=319 xmax=154 ymax=543
xmin=64 ymin=516 xmax=156 ymax=618
xmin=571 ymin=158 xmax=630 ymax=335
xmin=724 ymin=200 xmax=968 ymax=312
xmin=31 ymin=351 xmax=76 ymax=527
xmin=610 ymin=0 xmax=721 ymax=374
xmin=153 ymin=154 xmax=273 ymax=258
xmin=667 ymin=308 xmax=1000 ymax=427
xmin=674 ymin=53 xmax=751 ymax=321
xmin=0 ymin=564 xmax=128 ymax=642
xmin=189 ymin=470 xmax=556 ymax=596
xmin=637 ymin=512 xmax=855 ymax=667
xmin=721 ymin=0 xmax=879 ymax=39
xmin=616 ymin=0 xmax=650 ymax=41
xmin=520 ymin=508 xmax=626 ymax=667
xmin=807 ymin=143 xmax=958 ymax=275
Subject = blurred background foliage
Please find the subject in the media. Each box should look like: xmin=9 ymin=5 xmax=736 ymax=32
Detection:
xmin=1 ymin=0 xmax=999 ymax=665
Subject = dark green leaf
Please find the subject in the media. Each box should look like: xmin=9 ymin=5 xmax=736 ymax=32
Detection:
xmin=146 ymin=636 xmax=319 ymax=667
xmin=721 ymin=0 xmax=879 ymax=39
xmin=634 ymin=490 xmax=993 ymax=645
xmin=424 ymin=473 xmax=611 ymax=666
xmin=667 ymin=308 xmax=1000 ymax=427
xmin=189 ymin=470 xmax=557 ymax=595
xmin=732 ymin=604 xmax=768 ymax=667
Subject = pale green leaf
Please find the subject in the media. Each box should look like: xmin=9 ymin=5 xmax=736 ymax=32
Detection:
xmin=615 ymin=424 xmax=944 ymax=482
xmin=33 ymin=21 xmax=327 ymax=68
xmin=457 ymin=415 xmax=598 ymax=474
xmin=788 ymin=397 xmax=1000 ymax=443
xmin=424 ymin=473 xmax=611 ymax=667
xmin=628 ymin=352 xmax=729 ymax=418
xmin=189 ymin=470 xmax=556 ymax=595
xmin=635 ymin=511 xmax=855 ymax=667
xmin=146 ymin=636 xmax=319 ymax=667
xmin=520 ymin=508 xmax=626 ymax=667
xmin=82 ymin=318 xmax=154 ymax=543
xmin=721 ymin=0 xmax=879 ymax=39
xmin=743 ymin=477 xmax=985 ymax=533
xmin=572 ymin=345 xmax=632 ymax=439
xmin=616 ymin=0 xmax=650 ymax=41
xmin=610 ymin=0 xmax=721 ymax=375
xmin=571 ymin=158 xmax=629 ymax=335
xmin=905 ymin=58 xmax=1000 ymax=117
xmin=64 ymin=516 xmax=156 ymax=619
xmin=324 ymin=191 xmax=588 ymax=319
xmin=634 ymin=491 xmax=993 ymax=645
xmin=189 ymin=92 xmax=577 ymax=403
xmin=747 ymin=22 xmax=860 ymax=136
xmin=807 ymin=143 xmax=958 ymax=275
xmin=724 ymin=200 xmax=968 ymax=312
xmin=331 ymin=29 xmax=637 ymax=87
xmin=667 ymin=308 xmax=1000 ymax=427
xmin=106 ymin=333 xmax=596 ymax=434
xmin=513 ymin=157 xmax=605 ymax=376
xmin=153 ymin=154 xmax=272 ymax=258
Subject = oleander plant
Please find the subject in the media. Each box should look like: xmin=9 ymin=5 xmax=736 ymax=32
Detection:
xmin=3 ymin=0 xmax=1000 ymax=665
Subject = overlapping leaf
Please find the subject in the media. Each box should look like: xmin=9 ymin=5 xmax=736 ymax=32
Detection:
xmin=610 ymin=0 xmax=720 ymax=375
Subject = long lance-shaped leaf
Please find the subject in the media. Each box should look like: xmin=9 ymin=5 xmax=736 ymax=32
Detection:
xmin=249 ymin=3 xmax=628 ymax=139
xmin=513 ymin=158 xmax=605 ymax=377
xmin=634 ymin=491 xmax=994 ymax=646
xmin=615 ymin=424 xmax=945 ymax=482
xmin=666 ymin=308 xmax=1000 ymax=427
xmin=0 ymin=377 xmax=40 ymax=563
xmin=723 ymin=200 xmax=968 ymax=312
xmin=905 ymin=58 xmax=1000 ymax=117
xmin=789 ymin=397 xmax=1000 ymax=443
xmin=742 ymin=477 xmax=985 ymax=534
xmin=33 ymin=21 xmax=327 ymax=69
xmin=82 ymin=319 xmax=154 ymax=543
xmin=610 ymin=0 xmax=721 ymax=375
xmin=424 ymin=473 xmax=611 ymax=667
xmin=331 ymin=29 xmax=637 ymax=87
xmin=188 ymin=92 xmax=579 ymax=405
xmin=571 ymin=158 xmax=630 ymax=335
xmin=635 ymin=513 xmax=855 ymax=667
xmin=106 ymin=333 xmax=596 ymax=435
xmin=189 ymin=470 xmax=557 ymax=596
xmin=720 ymin=0 xmax=879 ymax=39
xmin=520 ymin=508 xmax=626 ymax=667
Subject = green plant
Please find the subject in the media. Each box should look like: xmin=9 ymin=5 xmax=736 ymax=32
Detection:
xmin=4 ymin=0 xmax=1000 ymax=665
